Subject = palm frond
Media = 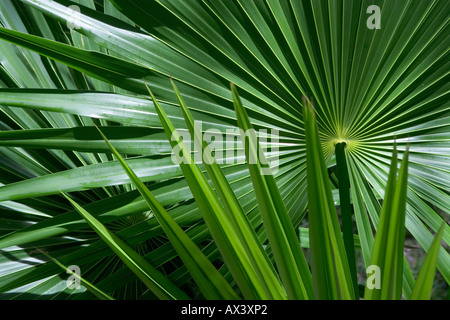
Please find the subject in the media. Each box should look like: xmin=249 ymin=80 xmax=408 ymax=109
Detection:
xmin=0 ymin=0 xmax=448 ymax=299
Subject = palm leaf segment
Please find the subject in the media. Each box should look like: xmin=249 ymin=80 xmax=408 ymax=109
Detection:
xmin=0 ymin=0 xmax=448 ymax=299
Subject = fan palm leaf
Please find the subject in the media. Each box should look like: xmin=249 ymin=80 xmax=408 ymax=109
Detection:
xmin=0 ymin=0 xmax=448 ymax=299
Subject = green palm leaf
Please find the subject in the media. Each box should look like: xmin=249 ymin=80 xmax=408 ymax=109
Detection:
xmin=410 ymin=222 xmax=447 ymax=300
xmin=147 ymin=82 xmax=273 ymax=299
xmin=95 ymin=125 xmax=240 ymax=300
xmin=0 ymin=0 xmax=447 ymax=300
xmin=61 ymin=192 xmax=189 ymax=300
xmin=231 ymin=84 xmax=313 ymax=300
xmin=364 ymin=145 xmax=410 ymax=300
xmin=171 ymin=79 xmax=287 ymax=299
xmin=303 ymin=97 xmax=355 ymax=300
xmin=35 ymin=248 xmax=115 ymax=300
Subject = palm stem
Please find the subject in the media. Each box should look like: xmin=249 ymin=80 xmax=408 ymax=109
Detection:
xmin=335 ymin=142 xmax=358 ymax=297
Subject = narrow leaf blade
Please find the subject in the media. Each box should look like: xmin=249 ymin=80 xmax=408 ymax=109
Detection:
xmin=96 ymin=125 xmax=240 ymax=300
xmin=410 ymin=222 xmax=446 ymax=300
xmin=61 ymin=193 xmax=189 ymax=300
xmin=171 ymin=79 xmax=286 ymax=299
xmin=232 ymin=84 xmax=314 ymax=300
xmin=36 ymin=249 xmax=115 ymax=300
xmin=303 ymin=97 xmax=356 ymax=300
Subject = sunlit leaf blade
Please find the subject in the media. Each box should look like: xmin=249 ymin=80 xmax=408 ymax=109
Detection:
xmin=0 ymin=126 xmax=172 ymax=156
xmin=231 ymin=84 xmax=313 ymax=300
xmin=364 ymin=145 xmax=410 ymax=300
xmin=0 ymin=179 xmax=196 ymax=250
xmin=410 ymin=222 xmax=446 ymax=300
xmin=381 ymin=147 xmax=410 ymax=300
xmin=171 ymin=79 xmax=286 ymax=299
xmin=303 ymin=97 xmax=355 ymax=300
xmin=0 ymin=27 xmax=152 ymax=95
xmin=35 ymin=248 xmax=115 ymax=300
xmin=61 ymin=192 xmax=189 ymax=300
xmin=146 ymin=82 xmax=268 ymax=300
xmin=95 ymin=125 xmax=240 ymax=300
xmin=0 ymin=199 xmax=205 ymax=297
xmin=335 ymin=142 xmax=358 ymax=295
xmin=0 ymin=0 xmax=448 ymax=300
xmin=0 ymin=156 xmax=181 ymax=202
xmin=0 ymin=88 xmax=237 ymax=130
xmin=346 ymin=155 xmax=417 ymax=299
